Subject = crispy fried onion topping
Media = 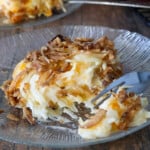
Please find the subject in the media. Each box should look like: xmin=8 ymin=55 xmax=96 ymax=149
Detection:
xmin=80 ymin=109 xmax=107 ymax=129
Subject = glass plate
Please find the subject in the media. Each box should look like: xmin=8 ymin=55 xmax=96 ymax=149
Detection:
xmin=0 ymin=26 xmax=150 ymax=148
xmin=0 ymin=4 xmax=81 ymax=30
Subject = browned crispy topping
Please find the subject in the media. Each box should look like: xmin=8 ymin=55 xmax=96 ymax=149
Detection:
xmin=80 ymin=109 xmax=107 ymax=129
xmin=7 ymin=113 xmax=19 ymax=122
xmin=23 ymin=107 xmax=35 ymax=125
xmin=118 ymin=89 xmax=128 ymax=103
xmin=74 ymin=37 xmax=94 ymax=43
xmin=24 ymin=35 xmax=122 ymax=88
xmin=118 ymin=99 xmax=141 ymax=130
xmin=9 ymin=69 xmax=29 ymax=92
xmin=48 ymin=101 xmax=58 ymax=110
xmin=116 ymin=89 xmax=142 ymax=130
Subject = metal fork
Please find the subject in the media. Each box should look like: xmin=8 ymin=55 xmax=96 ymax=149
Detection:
xmin=65 ymin=0 xmax=150 ymax=9
xmin=92 ymin=72 xmax=150 ymax=107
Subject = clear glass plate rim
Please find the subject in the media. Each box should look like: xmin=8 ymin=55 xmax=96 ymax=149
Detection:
xmin=0 ymin=121 xmax=149 ymax=148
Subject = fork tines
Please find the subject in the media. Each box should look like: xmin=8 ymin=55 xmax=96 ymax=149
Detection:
xmin=92 ymin=81 xmax=126 ymax=108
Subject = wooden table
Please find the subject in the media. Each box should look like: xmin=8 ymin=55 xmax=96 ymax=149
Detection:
xmin=0 ymin=4 xmax=150 ymax=150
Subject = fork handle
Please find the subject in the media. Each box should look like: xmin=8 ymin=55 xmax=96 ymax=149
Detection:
xmin=138 ymin=72 xmax=150 ymax=82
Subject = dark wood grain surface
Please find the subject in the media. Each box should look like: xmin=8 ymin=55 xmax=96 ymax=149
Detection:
xmin=0 ymin=4 xmax=150 ymax=150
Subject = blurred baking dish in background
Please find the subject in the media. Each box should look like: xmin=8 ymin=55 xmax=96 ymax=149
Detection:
xmin=0 ymin=0 xmax=64 ymax=24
